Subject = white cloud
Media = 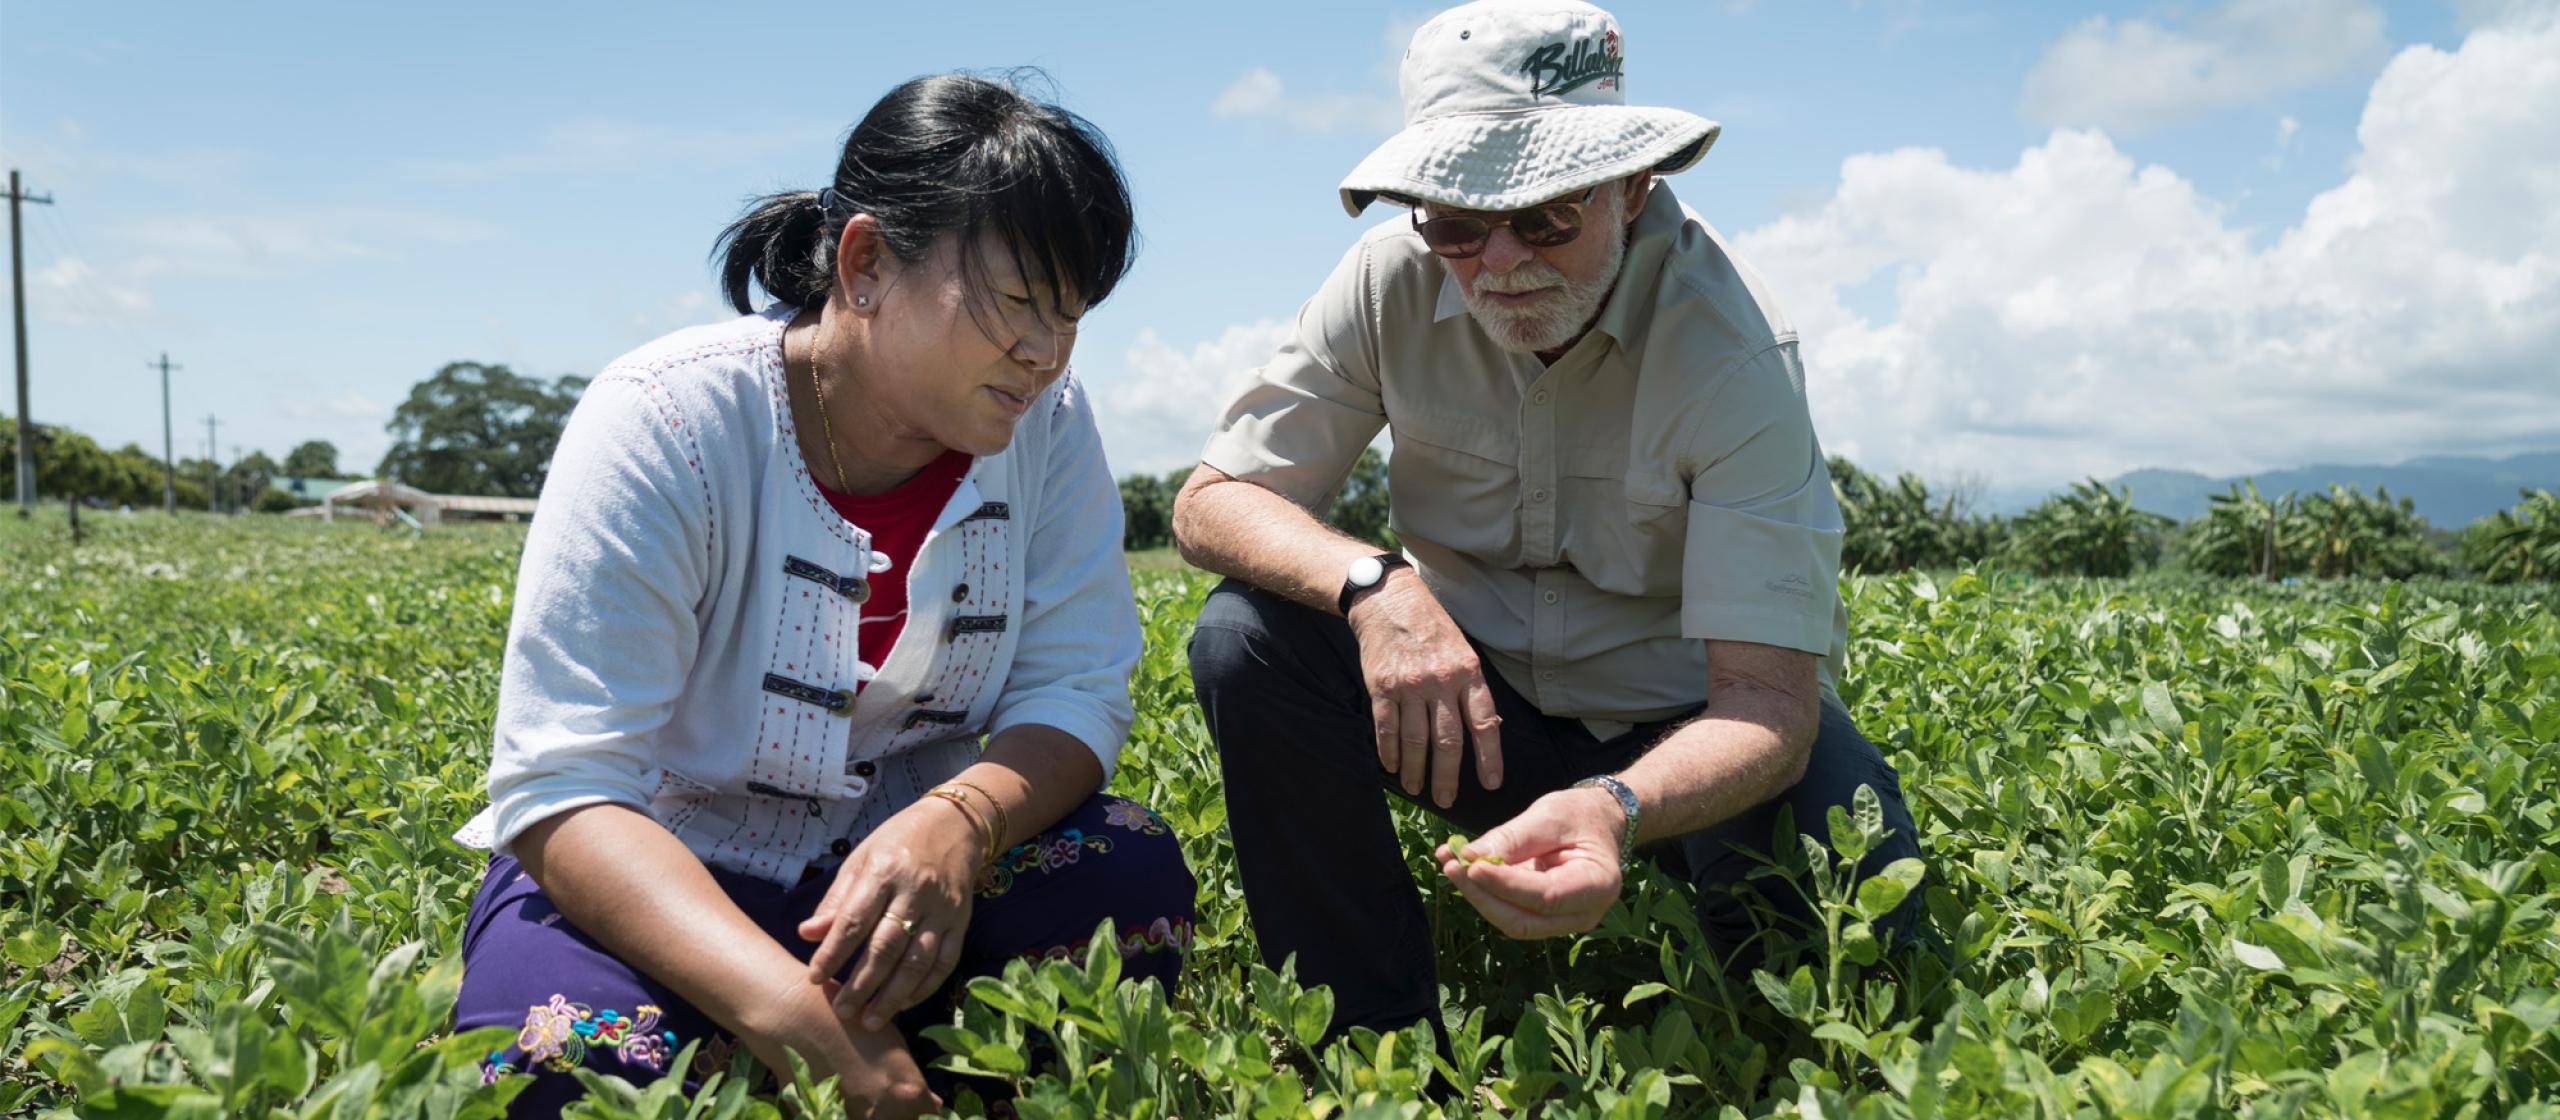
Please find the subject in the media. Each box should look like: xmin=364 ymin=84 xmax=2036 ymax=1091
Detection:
xmin=1210 ymin=16 xmax=1414 ymax=136
xmin=1211 ymin=67 xmax=1402 ymax=135
xmin=273 ymin=390 xmax=389 ymax=424
xmin=1735 ymin=13 xmax=2560 ymax=490
xmin=21 ymin=208 xmax=499 ymax=328
xmin=418 ymin=119 xmax=812 ymax=182
xmin=625 ymin=290 xmax=720 ymax=344
xmin=120 ymin=209 xmax=497 ymax=268
xmin=32 ymin=256 xmax=160 ymax=326
xmin=1089 ymin=319 xmax=1293 ymax=475
xmin=2021 ymin=0 xmax=2389 ymax=134
xmin=2451 ymin=0 xmax=2560 ymax=29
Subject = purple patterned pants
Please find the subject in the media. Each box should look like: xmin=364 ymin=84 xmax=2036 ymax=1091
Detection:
xmin=453 ymin=792 xmax=1195 ymax=1117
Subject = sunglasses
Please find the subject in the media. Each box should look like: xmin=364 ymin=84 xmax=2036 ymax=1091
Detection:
xmin=1410 ymin=186 xmax=1601 ymax=259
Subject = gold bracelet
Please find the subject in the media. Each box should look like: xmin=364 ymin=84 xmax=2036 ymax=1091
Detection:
xmin=924 ymin=787 xmax=993 ymax=864
xmin=947 ymin=780 xmax=1009 ymax=856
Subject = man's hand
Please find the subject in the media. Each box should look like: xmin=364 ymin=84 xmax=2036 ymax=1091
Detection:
xmin=1436 ymin=786 xmax=1625 ymax=938
xmin=1345 ymin=570 xmax=1503 ymax=808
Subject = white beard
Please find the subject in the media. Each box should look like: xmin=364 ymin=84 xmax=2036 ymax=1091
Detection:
xmin=1458 ymin=198 xmax=1628 ymax=355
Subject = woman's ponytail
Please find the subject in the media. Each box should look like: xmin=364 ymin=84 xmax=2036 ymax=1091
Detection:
xmin=712 ymin=191 xmax=834 ymax=314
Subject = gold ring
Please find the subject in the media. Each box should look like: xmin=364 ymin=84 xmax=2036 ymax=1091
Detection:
xmin=890 ymin=913 xmax=915 ymax=934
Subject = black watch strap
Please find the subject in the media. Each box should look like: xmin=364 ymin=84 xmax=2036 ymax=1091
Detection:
xmin=1336 ymin=553 xmax=1410 ymax=615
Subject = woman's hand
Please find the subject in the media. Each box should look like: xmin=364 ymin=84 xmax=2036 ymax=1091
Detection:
xmin=734 ymin=969 xmax=941 ymax=1119
xmin=798 ymin=796 xmax=985 ymax=1031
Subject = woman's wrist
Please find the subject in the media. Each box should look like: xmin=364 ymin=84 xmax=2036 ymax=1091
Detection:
xmin=912 ymin=792 xmax=993 ymax=870
xmin=729 ymin=956 xmax=850 ymax=1057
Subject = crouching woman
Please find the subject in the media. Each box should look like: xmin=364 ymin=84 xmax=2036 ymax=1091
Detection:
xmin=447 ymin=74 xmax=1193 ymax=1119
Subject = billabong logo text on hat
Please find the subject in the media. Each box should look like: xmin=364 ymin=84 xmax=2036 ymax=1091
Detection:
xmin=1522 ymin=29 xmax=1621 ymax=98
xmin=1338 ymin=0 xmax=1717 ymax=217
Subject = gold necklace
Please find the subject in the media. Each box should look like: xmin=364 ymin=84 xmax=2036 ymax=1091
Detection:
xmin=799 ymin=324 xmax=854 ymax=495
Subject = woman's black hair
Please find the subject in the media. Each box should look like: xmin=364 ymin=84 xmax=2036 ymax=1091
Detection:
xmin=712 ymin=71 xmax=1137 ymax=333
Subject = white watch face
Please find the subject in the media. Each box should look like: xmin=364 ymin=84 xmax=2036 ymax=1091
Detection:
xmin=1348 ymin=555 xmax=1384 ymax=587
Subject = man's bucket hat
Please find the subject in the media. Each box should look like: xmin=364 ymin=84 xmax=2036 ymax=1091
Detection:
xmin=1339 ymin=0 xmax=1719 ymax=217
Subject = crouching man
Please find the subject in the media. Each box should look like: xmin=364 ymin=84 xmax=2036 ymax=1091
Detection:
xmin=1174 ymin=0 xmax=1922 ymax=1040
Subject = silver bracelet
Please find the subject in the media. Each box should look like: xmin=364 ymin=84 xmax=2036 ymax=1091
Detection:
xmin=1571 ymin=774 xmax=1641 ymax=867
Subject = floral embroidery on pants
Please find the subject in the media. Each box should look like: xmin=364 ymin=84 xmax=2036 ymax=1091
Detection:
xmin=977 ymin=827 xmax=1115 ymax=897
xmin=479 ymin=995 xmax=679 ymax=1083
xmin=1019 ymin=915 xmax=1194 ymax=964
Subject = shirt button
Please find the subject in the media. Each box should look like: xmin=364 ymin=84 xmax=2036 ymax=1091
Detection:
xmin=1542 ymin=589 xmax=1559 ymax=605
xmin=1530 ymin=488 xmax=1550 ymax=503
xmin=852 ymin=759 xmax=877 ymax=777
xmin=830 ymin=838 xmax=852 ymax=856
xmin=951 ymin=583 xmax=969 ymax=602
xmin=1538 ymin=669 xmax=1557 ymax=681
xmin=1533 ymin=390 xmax=1550 ymax=405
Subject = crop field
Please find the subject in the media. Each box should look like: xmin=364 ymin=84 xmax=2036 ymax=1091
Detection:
xmin=3 ymin=515 xmax=2557 ymax=1118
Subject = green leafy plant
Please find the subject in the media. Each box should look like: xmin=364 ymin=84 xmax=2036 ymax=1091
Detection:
xmin=5 ymin=512 xmax=2558 ymax=1118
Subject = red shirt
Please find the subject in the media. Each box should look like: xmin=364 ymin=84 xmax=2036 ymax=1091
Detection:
xmin=816 ymin=448 xmax=974 ymax=687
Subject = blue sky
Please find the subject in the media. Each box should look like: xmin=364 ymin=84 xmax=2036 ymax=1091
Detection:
xmin=3 ymin=0 xmax=2553 ymax=495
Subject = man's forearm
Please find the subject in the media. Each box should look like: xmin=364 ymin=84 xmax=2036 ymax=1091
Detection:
xmin=1171 ymin=465 xmax=1393 ymax=613
xmin=1611 ymin=685 xmax=1817 ymax=846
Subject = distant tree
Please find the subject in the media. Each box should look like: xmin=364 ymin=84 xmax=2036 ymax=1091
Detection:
xmin=378 ymin=362 xmax=588 ymax=497
xmin=282 ymin=440 xmax=342 ymax=479
xmin=2463 ymin=489 xmax=2560 ymax=583
xmin=177 ymin=457 xmax=223 ymax=511
xmin=1327 ymin=447 xmax=1396 ymax=550
xmin=225 ymin=452 xmax=282 ymax=514
xmin=1120 ymin=472 xmax=1172 ymax=551
xmin=1 ymin=420 xmax=130 ymax=515
xmin=2184 ymin=481 xmax=2299 ymax=579
xmin=2290 ymin=484 xmax=2445 ymax=579
xmin=1826 ymin=456 xmax=2003 ymax=572
xmin=2004 ymin=479 xmax=2172 ymax=577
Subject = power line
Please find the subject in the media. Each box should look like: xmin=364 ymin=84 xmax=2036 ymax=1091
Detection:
xmin=19 ymin=211 xmax=118 ymax=325
xmin=8 ymin=169 xmax=57 ymax=517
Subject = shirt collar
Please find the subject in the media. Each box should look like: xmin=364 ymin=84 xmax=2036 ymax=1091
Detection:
xmin=1428 ymin=181 xmax=1688 ymax=361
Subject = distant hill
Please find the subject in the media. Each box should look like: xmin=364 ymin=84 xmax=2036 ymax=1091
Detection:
xmin=2105 ymin=451 xmax=2560 ymax=526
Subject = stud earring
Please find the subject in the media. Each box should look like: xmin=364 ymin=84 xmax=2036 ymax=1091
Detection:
xmin=856 ymin=295 xmax=870 ymax=307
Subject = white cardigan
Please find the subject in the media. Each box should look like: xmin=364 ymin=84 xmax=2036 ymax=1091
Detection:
xmin=453 ymin=306 xmax=1141 ymax=886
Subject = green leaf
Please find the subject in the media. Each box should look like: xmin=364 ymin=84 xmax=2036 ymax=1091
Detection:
xmin=1856 ymin=859 xmax=1927 ymax=921
xmin=1811 ymin=1022 xmax=1872 ymax=1058
xmin=1752 ymin=970 xmax=1799 ymax=1020
xmin=1623 ymin=981 xmax=1673 ymax=1007
xmin=3 ymin=923 xmax=63 ymax=969
xmin=1291 ymin=987 xmax=1334 ymax=1048
xmin=2141 ymin=682 xmax=2184 ymax=736
xmin=2231 ymin=940 xmax=2287 ymax=972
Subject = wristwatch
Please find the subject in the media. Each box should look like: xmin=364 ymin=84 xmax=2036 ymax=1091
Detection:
xmin=1336 ymin=552 xmax=1410 ymax=615
xmin=1572 ymin=774 xmax=1642 ymax=867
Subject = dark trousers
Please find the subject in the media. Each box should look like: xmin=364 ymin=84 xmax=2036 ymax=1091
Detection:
xmin=1188 ymin=580 xmax=1920 ymax=1037
xmin=454 ymin=792 xmax=1195 ymax=1118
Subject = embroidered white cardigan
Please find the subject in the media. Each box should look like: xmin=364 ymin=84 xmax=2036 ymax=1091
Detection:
xmin=453 ymin=306 xmax=1141 ymax=886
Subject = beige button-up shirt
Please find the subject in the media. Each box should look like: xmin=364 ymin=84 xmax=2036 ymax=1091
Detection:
xmin=1200 ymin=182 xmax=1847 ymax=723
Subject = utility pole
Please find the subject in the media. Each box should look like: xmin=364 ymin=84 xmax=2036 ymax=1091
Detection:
xmin=9 ymin=169 xmax=56 ymax=518
xmin=149 ymin=354 xmax=180 ymax=513
xmin=203 ymin=414 xmax=219 ymax=512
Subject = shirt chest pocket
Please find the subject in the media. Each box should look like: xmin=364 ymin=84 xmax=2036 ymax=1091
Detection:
xmin=743 ymin=550 xmax=876 ymax=804
xmin=1386 ymin=413 xmax=1522 ymax=552
xmin=1392 ymin=408 xmax=1518 ymax=467
xmin=871 ymin=503 xmax=1013 ymax=757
